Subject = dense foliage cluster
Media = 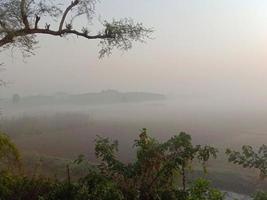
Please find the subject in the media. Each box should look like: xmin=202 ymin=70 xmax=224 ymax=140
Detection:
xmin=94 ymin=129 xmax=219 ymax=200
xmin=0 ymin=130 xmax=266 ymax=200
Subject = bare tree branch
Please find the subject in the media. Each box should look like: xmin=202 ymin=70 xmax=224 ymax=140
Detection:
xmin=0 ymin=27 xmax=113 ymax=48
xmin=20 ymin=0 xmax=30 ymax=29
xmin=34 ymin=15 xmax=41 ymax=29
xmin=0 ymin=35 xmax=13 ymax=47
xmin=59 ymin=0 xmax=79 ymax=32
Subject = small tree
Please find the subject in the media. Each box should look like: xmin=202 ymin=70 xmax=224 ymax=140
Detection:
xmin=94 ymin=129 xmax=218 ymax=200
xmin=0 ymin=0 xmax=152 ymax=58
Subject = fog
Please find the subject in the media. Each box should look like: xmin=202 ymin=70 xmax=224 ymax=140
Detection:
xmin=2 ymin=0 xmax=267 ymax=101
xmin=1 ymin=0 xmax=267 ymax=163
xmin=1 ymin=0 xmax=267 ymax=154
xmin=2 ymin=95 xmax=267 ymax=149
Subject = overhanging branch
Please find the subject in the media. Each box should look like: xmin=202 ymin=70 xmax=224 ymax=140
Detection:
xmin=0 ymin=27 xmax=113 ymax=48
xmin=0 ymin=35 xmax=13 ymax=47
xmin=0 ymin=1 xmax=152 ymax=58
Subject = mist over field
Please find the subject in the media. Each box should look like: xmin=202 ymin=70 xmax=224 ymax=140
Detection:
xmin=1 ymin=93 xmax=267 ymax=196
xmin=2 ymin=93 xmax=267 ymax=156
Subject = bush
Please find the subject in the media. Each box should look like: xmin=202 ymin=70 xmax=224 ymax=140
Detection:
xmin=0 ymin=172 xmax=53 ymax=200
xmin=0 ymin=130 xmax=266 ymax=200
xmin=253 ymin=191 xmax=267 ymax=200
xmin=186 ymin=178 xmax=225 ymax=200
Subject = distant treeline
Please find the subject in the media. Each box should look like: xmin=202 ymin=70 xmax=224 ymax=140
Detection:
xmin=7 ymin=90 xmax=165 ymax=106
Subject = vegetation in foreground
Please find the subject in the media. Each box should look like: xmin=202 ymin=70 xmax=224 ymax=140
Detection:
xmin=0 ymin=129 xmax=266 ymax=200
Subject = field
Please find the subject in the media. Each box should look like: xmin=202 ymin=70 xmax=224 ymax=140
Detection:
xmin=1 ymin=99 xmax=267 ymax=194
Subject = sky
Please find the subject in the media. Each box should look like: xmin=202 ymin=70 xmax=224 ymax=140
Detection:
xmin=1 ymin=0 xmax=267 ymax=100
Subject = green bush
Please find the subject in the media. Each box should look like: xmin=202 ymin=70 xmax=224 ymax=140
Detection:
xmin=253 ymin=191 xmax=267 ymax=200
xmin=0 ymin=172 xmax=53 ymax=200
xmin=186 ymin=178 xmax=225 ymax=200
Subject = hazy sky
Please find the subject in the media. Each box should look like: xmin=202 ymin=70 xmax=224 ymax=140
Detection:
xmin=1 ymin=0 xmax=267 ymax=100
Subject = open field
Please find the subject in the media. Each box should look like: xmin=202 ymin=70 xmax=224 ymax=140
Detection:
xmin=1 ymin=99 xmax=267 ymax=194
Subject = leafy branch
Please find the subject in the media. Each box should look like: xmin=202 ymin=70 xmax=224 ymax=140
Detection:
xmin=0 ymin=0 xmax=153 ymax=58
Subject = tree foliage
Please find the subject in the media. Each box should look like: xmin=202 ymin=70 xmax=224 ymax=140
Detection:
xmin=186 ymin=178 xmax=225 ymax=200
xmin=0 ymin=132 xmax=21 ymax=171
xmin=94 ymin=129 xmax=219 ymax=200
xmin=253 ymin=191 xmax=267 ymax=200
xmin=226 ymin=145 xmax=267 ymax=200
xmin=226 ymin=145 xmax=267 ymax=180
xmin=0 ymin=130 xmax=223 ymax=200
xmin=0 ymin=130 xmax=266 ymax=200
xmin=0 ymin=0 xmax=153 ymax=58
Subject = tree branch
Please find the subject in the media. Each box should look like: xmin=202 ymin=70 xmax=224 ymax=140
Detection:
xmin=34 ymin=15 xmax=41 ymax=29
xmin=20 ymin=0 xmax=30 ymax=29
xmin=0 ymin=35 xmax=13 ymax=47
xmin=0 ymin=27 xmax=113 ymax=48
xmin=0 ymin=1 xmax=152 ymax=58
xmin=59 ymin=0 xmax=80 ymax=32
